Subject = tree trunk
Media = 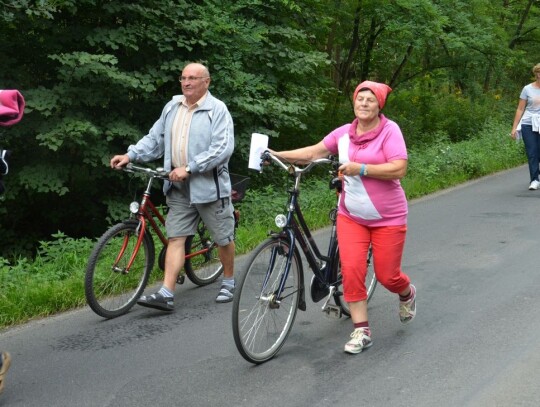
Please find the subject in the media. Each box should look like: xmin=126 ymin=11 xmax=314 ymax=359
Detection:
xmin=509 ymin=0 xmax=535 ymax=49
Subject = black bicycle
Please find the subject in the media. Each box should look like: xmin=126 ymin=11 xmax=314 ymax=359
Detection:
xmin=232 ymin=151 xmax=377 ymax=364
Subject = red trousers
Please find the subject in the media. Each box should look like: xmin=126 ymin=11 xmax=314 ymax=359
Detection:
xmin=337 ymin=215 xmax=411 ymax=302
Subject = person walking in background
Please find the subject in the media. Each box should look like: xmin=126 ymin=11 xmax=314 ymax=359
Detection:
xmin=0 ymin=352 xmax=11 ymax=394
xmin=110 ymin=62 xmax=236 ymax=310
xmin=0 ymin=88 xmax=24 ymax=396
xmin=268 ymin=81 xmax=416 ymax=354
xmin=1 ymin=89 xmax=25 ymax=194
xmin=511 ymin=63 xmax=540 ymax=190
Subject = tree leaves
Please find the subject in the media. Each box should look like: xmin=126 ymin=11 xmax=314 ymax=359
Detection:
xmin=0 ymin=0 xmax=538 ymax=257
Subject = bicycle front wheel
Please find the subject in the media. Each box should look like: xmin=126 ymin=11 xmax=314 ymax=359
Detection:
xmin=336 ymin=245 xmax=377 ymax=317
xmin=184 ymin=219 xmax=223 ymax=286
xmin=85 ymin=220 xmax=155 ymax=318
xmin=232 ymin=237 xmax=301 ymax=364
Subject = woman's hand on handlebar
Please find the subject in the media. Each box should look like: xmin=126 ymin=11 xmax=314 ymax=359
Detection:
xmin=338 ymin=161 xmax=362 ymax=177
xmin=260 ymin=149 xmax=274 ymax=166
xmin=110 ymin=154 xmax=130 ymax=169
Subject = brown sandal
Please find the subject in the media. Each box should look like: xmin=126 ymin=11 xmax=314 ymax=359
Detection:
xmin=0 ymin=352 xmax=11 ymax=394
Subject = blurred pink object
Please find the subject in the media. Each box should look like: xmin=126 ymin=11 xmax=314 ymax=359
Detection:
xmin=0 ymin=89 xmax=25 ymax=127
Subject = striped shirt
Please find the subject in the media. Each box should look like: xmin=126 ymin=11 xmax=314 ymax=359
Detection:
xmin=171 ymin=93 xmax=208 ymax=168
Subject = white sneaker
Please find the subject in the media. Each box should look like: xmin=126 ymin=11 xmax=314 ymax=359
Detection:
xmin=399 ymin=284 xmax=416 ymax=324
xmin=344 ymin=328 xmax=372 ymax=354
xmin=529 ymin=180 xmax=540 ymax=190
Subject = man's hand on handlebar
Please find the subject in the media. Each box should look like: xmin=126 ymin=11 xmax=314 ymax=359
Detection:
xmin=110 ymin=154 xmax=130 ymax=169
xmin=168 ymin=167 xmax=190 ymax=182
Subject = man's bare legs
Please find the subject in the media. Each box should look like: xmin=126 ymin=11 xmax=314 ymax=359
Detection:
xmin=162 ymin=237 xmax=187 ymax=291
xmin=216 ymin=241 xmax=235 ymax=302
xmin=136 ymin=237 xmax=187 ymax=311
xmin=218 ymin=241 xmax=235 ymax=279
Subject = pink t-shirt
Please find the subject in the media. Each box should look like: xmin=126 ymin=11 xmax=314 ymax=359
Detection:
xmin=323 ymin=114 xmax=408 ymax=226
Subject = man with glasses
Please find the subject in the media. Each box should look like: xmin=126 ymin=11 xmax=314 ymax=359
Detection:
xmin=110 ymin=62 xmax=236 ymax=310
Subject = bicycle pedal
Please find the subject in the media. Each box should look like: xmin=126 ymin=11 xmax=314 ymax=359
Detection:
xmin=176 ymin=275 xmax=185 ymax=285
xmin=322 ymin=304 xmax=342 ymax=319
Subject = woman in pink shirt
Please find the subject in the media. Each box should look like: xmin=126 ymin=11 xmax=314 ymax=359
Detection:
xmin=270 ymin=81 xmax=416 ymax=354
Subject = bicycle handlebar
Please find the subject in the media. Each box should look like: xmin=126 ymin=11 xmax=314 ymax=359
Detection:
xmin=260 ymin=150 xmax=337 ymax=176
xmin=123 ymin=163 xmax=170 ymax=179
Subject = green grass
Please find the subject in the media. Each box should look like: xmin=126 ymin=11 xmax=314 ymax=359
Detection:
xmin=0 ymin=121 xmax=525 ymax=329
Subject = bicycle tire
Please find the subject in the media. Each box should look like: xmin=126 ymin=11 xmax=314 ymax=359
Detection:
xmin=184 ymin=219 xmax=223 ymax=286
xmin=158 ymin=245 xmax=167 ymax=271
xmin=85 ymin=220 xmax=155 ymax=318
xmin=232 ymin=237 xmax=301 ymax=364
xmin=336 ymin=245 xmax=377 ymax=317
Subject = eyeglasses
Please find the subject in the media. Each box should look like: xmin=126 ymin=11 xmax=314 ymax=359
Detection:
xmin=178 ymin=76 xmax=209 ymax=83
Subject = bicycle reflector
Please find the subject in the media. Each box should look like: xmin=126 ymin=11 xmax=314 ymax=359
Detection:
xmin=129 ymin=201 xmax=140 ymax=214
xmin=275 ymin=214 xmax=287 ymax=228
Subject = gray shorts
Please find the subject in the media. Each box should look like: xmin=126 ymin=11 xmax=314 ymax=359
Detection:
xmin=166 ymin=185 xmax=235 ymax=246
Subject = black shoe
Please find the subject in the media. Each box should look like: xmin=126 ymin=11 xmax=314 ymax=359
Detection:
xmin=137 ymin=292 xmax=174 ymax=311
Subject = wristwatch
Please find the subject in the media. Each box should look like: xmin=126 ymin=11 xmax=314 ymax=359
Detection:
xmin=185 ymin=165 xmax=192 ymax=174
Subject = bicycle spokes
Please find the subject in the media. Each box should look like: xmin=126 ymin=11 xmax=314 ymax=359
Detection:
xmin=232 ymin=238 xmax=301 ymax=363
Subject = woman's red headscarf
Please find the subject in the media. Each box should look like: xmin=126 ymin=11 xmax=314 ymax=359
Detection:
xmin=353 ymin=81 xmax=392 ymax=109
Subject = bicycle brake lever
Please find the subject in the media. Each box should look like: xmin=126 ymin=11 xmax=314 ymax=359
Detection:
xmin=155 ymin=167 xmax=169 ymax=178
xmin=259 ymin=151 xmax=271 ymax=170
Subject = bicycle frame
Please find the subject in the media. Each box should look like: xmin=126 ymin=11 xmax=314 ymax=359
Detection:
xmin=112 ymin=168 xmax=168 ymax=274
xmin=263 ymin=154 xmax=339 ymax=307
xmin=118 ymin=163 xmax=234 ymax=273
xmin=281 ymin=182 xmax=338 ymax=283
xmin=137 ymin=176 xmax=168 ymax=246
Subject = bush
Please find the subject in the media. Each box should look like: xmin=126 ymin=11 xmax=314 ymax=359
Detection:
xmin=387 ymin=86 xmax=513 ymax=148
xmin=404 ymin=118 xmax=525 ymax=198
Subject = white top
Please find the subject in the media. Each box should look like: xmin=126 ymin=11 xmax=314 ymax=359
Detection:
xmin=519 ymin=84 xmax=540 ymax=126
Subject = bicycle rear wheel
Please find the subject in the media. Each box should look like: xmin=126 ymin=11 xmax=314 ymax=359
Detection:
xmin=184 ymin=219 xmax=223 ymax=286
xmin=85 ymin=220 xmax=155 ymax=318
xmin=336 ymin=245 xmax=377 ymax=317
xmin=232 ymin=237 xmax=301 ymax=364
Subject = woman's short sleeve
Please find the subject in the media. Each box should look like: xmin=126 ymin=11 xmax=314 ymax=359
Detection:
xmin=323 ymin=123 xmax=350 ymax=154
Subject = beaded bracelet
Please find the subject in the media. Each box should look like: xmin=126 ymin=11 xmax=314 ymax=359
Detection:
xmin=360 ymin=163 xmax=366 ymax=176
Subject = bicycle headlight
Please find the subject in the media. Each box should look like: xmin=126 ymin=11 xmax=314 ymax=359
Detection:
xmin=275 ymin=214 xmax=287 ymax=228
xmin=129 ymin=201 xmax=140 ymax=214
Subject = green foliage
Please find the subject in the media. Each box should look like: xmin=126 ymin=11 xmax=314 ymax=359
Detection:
xmin=0 ymin=0 xmax=539 ymax=259
xmin=404 ymin=119 xmax=525 ymax=197
xmin=0 ymin=232 xmax=92 ymax=285
xmin=388 ymin=85 xmax=513 ymax=147
xmin=0 ymin=232 xmax=92 ymax=326
xmin=0 ymin=0 xmax=332 ymax=256
xmin=0 ymin=0 xmax=62 ymax=22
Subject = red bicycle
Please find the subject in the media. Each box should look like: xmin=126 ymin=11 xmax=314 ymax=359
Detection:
xmin=84 ymin=163 xmax=248 ymax=318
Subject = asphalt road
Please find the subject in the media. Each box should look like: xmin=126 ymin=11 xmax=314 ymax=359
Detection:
xmin=1 ymin=165 xmax=540 ymax=407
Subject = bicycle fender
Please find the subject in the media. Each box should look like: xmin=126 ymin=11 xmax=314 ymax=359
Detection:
xmin=294 ymin=244 xmax=306 ymax=311
xmin=271 ymin=231 xmax=306 ymax=312
xmin=267 ymin=230 xmax=287 ymax=239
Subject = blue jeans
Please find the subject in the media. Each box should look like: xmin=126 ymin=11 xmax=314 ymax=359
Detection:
xmin=521 ymin=124 xmax=540 ymax=182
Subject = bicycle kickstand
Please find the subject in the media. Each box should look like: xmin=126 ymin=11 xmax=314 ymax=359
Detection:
xmin=321 ymin=285 xmax=342 ymax=319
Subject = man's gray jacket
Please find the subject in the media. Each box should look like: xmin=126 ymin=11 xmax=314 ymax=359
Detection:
xmin=126 ymin=92 xmax=234 ymax=204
